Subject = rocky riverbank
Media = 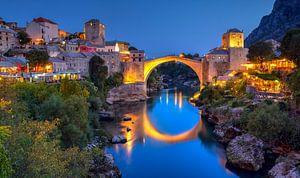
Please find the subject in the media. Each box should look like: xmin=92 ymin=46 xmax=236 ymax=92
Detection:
xmin=86 ymin=136 xmax=122 ymax=178
xmin=200 ymin=102 xmax=300 ymax=177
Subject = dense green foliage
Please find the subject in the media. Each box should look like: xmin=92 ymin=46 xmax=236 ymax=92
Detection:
xmin=0 ymin=79 xmax=106 ymax=177
xmin=147 ymin=69 xmax=161 ymax=89
xmin=238 ymin=103 xmax=288 ymax=141
xmin=280 ymin=28 xmax=300 ymax=67
xmin=89 ymin=56 xmax=108 ymax=93
xmin=236 ymin=102 xmax=300 ymax=149
xmin=247 ymin=41 xmax=274 ymax=64
xmin=287 ymin=69 xmax=300 ymax=111
xmin=0 ymin=126 xmax=12 ymax=177
xmin=25 ymin=50 xmax=49 ymax=69
xmin=224 ymin=79 xmax=247 ymax=97
xmin=104 ymin=73 xmax=123 ymax=89
xmin=198 ymin=85 xmax=224 ymax=106
xmin=17 ymin=31 xmax=31 ymax=46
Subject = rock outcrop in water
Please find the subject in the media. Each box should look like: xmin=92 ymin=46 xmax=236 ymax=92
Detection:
xmin=226 ymin=134 xmax=265 ymax=171
xmin=213 ymin=123 xmax=242 ymax=144
xmin=245 ymin=0 xmax=300 ymax=46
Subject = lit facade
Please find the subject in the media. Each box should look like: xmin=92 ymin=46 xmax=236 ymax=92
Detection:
xmin=243 ymin=59 xmax=296 ymax=73
xmin=26 ymin=17 xmax=59 ymax=44
xmin=222 ymin=28 xmax=244 ymax=49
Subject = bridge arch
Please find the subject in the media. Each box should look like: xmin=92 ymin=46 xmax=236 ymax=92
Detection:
xmin=144 ymin=56 xmax=203 ymax=87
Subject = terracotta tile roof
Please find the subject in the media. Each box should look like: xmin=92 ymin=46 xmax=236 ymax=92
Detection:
xmin=33 ymin=17 xmax=58 ymax=25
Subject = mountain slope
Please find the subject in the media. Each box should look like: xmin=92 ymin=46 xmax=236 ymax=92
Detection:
xmin=245 ymin=0 xmax=300 ymax=47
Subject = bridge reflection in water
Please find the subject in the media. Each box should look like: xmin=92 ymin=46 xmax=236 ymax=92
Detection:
xmin=109 ymin=89 xmax=237 ymax=178
xmin=116 ymin=89 xmax=208 ymax=157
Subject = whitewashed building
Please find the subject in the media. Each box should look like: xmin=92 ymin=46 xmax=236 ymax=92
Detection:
xmin=26 ymin=17 xmax=59 ymax=44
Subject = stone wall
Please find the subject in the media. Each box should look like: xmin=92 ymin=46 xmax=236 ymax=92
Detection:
xmin=122 ymin=62 xmax=144 ymax=83
xmin=229 ymin=48 xmax=249 ymax=71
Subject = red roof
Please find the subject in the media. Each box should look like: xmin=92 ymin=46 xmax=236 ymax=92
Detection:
xmin=33 ymin=17 xmax=57 ymax=25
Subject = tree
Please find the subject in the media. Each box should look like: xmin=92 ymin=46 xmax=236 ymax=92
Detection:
xmin=280 ymin=28 xmax=300 ymax=67
xmin=247 ymin=41 xmax=274 ymax=69
xmin=60 ymin=79 xmax=89 ymax=98
xmin=0 ymin=126 xmax=12 ymax=177
xmin=104 ymin=73 xmax=123 ymax=89
xmin=17 ymin=31 xmax=31 ymax=46
xmin=287 ymin=69 xmax=300 ymax=111
xmin=240 ymin=103 xmax=288 ymax=142
xmin=40 ymin=94 xmax=65 ymax=121
xmin=89 ymin=56 xmax=108 ymax=92
xmin=198 ymin=85 xmax=224 ymax=105
xmin=60 ymin=95 xmax=89 ymax=148
xmin=25 ymin=50 xmax=49 ymax=70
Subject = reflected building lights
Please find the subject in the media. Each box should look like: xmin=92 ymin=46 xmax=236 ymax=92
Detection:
xmin=174 ymin=89 xmax=178 ymax=106
xmin=179 ymin=91 xmax=183 ymax=109
xmin=120 ymin=113 xmax=138 ymax=157
xmin=166 ymin=90 xmax=169 ymax=105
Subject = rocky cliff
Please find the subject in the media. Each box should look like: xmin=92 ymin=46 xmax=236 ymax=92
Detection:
xmin=245 ymin=0 xmax=300 ymax=47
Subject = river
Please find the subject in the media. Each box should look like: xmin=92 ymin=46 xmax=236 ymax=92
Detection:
xmin=105 ymin=88 xmax=239 ymax=178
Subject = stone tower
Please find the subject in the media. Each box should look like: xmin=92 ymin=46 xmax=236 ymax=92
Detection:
xmin=84 ymin=19 xmax=105 ymax=46
xmin=222 ymin=28 xmax=244 ymax=49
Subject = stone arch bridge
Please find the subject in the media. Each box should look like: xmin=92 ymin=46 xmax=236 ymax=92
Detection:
xmin=122 ymin=56 xmax=208 ymax=91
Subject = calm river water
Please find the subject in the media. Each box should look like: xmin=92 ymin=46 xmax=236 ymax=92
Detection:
xmin=105 ymin=88 xmax=239 ymax=178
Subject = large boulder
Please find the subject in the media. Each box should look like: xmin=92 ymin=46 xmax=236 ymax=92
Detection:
xmin=269 ymin=162 xmax=300 ymax=178
xmin=226 ymin=134 xmax=265 ymax=171
xmin=213 ymin=123 xmax=242 ymax=144
xmin=111 ymin=135 xmax=127 ymax=144
xmin=269 ymin=153 xmax=300 ymax=178
xmin=207 ymin=106 xmax=230 ymax=125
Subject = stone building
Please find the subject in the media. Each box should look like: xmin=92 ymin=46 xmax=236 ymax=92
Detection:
xmin=0 ymin=25 xmax=18 ymax=53
xmin=49 ymin=57 xmax=68 ymax=73
xmin=84 ymin=19 xmax=105 ymax=47
xmin=58 ymin=52 xmax=121 ymax=77
xmin=26 ymin=17 xmax=59 ymax=44
xmin=205 ymin=28 xmax=249 ymax=82
xmin=228 ymin=48 xmax=249 ymax=71
xmin=222 ymin=28 xmax=244 ymax=49
xmin=130 ymin=50 xmax=145 ymax=62
xmin=205 ymin=49 xmax=230 ymax=82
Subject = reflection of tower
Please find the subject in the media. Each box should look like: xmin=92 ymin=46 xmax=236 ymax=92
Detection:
xmin=84 ymin=19 xmax=105 ymax=46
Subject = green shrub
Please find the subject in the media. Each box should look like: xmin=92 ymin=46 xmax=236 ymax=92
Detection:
xmin=198 ymin=85 xmax=224 ymax=105
xmin=239 ymin=103 xmax=289 ymax=142
xmin=285 ymin=118 xmax=300 ymax=150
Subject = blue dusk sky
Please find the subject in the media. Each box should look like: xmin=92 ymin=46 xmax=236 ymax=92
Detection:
xmin=1 ymin=0 xmax=275 ymax=58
